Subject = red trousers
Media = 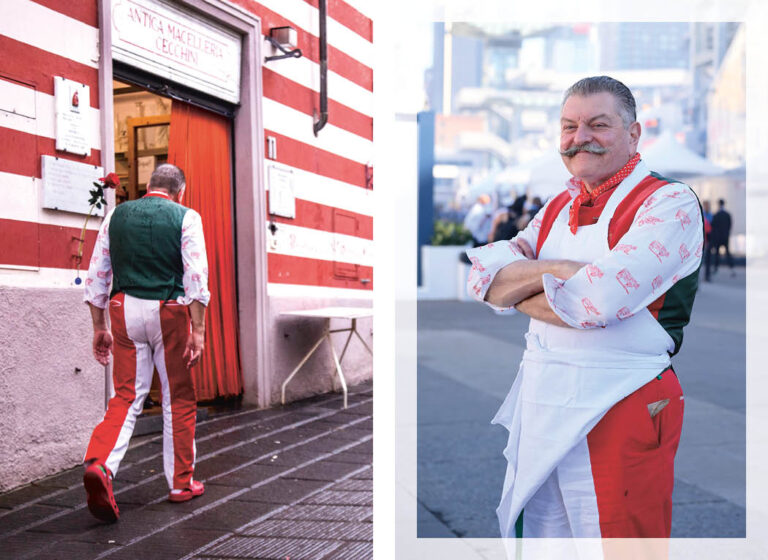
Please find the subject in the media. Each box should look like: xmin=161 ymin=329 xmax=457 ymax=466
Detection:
xmin=84 ymin=293 xmax=198 ymax=490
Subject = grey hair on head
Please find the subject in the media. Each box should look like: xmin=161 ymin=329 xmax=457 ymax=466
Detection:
xmin=562 ymin=76 xmax=637 ymax=128
xmin=149 ymin=163 xmax=186 ymax=194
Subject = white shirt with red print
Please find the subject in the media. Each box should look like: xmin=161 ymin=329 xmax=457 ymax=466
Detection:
xmin=466 ymin=168 xmax=703 ymax=329
xmin=83 ymin=207 xmax=211 ymax=309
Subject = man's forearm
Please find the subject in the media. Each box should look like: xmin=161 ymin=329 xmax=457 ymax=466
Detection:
xmin=88 ymin=302 xmax=108 ymax=331
xmin=189 ymin=300 xmax=206 ymax=333
xmin=514 ymin=292 xmax=570 ymax=327
xmin=484 ymin=259 xmax=585 ymax=308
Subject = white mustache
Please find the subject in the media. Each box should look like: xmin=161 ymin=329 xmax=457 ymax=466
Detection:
xmin=560 ymin=143 xmax=608 ymax=157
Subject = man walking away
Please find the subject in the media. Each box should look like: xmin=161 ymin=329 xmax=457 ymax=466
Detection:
xmin=82 ymin=163 xmax=210 ymax=522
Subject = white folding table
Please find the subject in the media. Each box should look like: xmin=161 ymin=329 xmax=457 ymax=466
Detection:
xmin=280 ymin=307 xmax=373 ymax=408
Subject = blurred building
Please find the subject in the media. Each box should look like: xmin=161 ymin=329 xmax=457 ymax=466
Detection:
xmin=598 ymin=23 xmax=689 ymax=70
xmin=688 ymin=22 xmax=741 ymax=154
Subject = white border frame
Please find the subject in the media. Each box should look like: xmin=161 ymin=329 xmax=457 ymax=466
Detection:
xmin=376 ymin=1 xmax=768 ymax=558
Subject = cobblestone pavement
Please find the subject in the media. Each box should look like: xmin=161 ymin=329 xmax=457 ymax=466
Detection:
xmin=0 ymin=382 xmax=372 ymax=559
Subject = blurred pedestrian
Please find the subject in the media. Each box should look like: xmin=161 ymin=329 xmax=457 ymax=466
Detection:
xmin=464 ymin=193 xmax=494 ymax=247
xmin=706 ymin=198 xmax=735 ymax=279
xmin=490 ymin=194 xmax=526 ymax=242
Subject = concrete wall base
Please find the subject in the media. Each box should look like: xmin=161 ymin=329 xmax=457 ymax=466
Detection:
xmin=0 ymin=286 xmax=105 ymax=492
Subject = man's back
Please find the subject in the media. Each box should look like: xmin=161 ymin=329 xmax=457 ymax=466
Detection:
xmin=109 ymin=195 xmax=189 ymax=301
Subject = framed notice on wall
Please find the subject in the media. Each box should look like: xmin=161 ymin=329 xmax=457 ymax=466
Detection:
xmin=41 ymin=156 xmax=105 ymax=216
xmin=54 ymin=77 xmax=92 ymax=156
xmin=268 ymin=164 xmax=296 ymax=219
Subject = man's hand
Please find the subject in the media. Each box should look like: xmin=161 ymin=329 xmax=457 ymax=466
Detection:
xmin=512 ymin=237 xmax=535 ymax=259
xmin=184 ymin=300 xmax=207 ymax=368
xmin=183 ymin=327 xmax=205 ymax=368
xmin=557 ymin=260 xmax=586 ymax=279
xmin=92 ymin=329 xmax=113 ymax=365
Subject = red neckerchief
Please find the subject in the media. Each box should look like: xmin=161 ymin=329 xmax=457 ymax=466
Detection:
xmin=568 ymin=152 xmax=641 ymax=234
xmin=144 ymin=191 xmax=171 ymax=199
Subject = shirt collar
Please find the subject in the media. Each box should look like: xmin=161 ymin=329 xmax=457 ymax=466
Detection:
xmin=144 ymin=190 xmax=171 ymax=200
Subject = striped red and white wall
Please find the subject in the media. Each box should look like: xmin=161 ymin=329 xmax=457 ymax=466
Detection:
xmin=248 ymin=0 xmax=374 ymax=301
xmin=0 ymin=0 xmax=102 ymax=287
xmin=0 ymin=0 xmax=374 ymax=301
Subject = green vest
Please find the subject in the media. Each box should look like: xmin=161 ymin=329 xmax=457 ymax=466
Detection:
xmin=109 ymin=195 xmax=189 ymax=301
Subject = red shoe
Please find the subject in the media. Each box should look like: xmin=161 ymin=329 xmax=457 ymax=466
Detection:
xmin=83 ymin=462 xmax=119 ymax=523
xmin=168 ymin=480 xmax=205 ymax=503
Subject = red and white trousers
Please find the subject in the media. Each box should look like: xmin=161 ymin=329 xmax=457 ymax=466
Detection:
xmin=521 ymin=368 xmax=684 ymax=540
xmin=84 ymin=293 xmax=197 ymax=490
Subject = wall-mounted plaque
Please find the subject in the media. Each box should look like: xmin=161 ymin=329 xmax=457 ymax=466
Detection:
xmin=268 ymin=164 xmax=296 ymax=219
xmin=41 ymin=155 xmax=105 ymax=216
xmin=54 ymin=77 xmax=91 ymax=156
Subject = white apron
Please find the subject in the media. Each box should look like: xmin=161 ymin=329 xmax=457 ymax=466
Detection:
xmin=493 ymin=163 xmax=675 ymax=539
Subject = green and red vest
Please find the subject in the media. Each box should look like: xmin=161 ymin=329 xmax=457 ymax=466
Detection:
xmin=109 ymin=195 xmax=189 ymax=301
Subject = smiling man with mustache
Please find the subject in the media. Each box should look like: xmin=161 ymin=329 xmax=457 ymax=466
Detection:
xmin=466 ymin=76 xmax=704 ymax=551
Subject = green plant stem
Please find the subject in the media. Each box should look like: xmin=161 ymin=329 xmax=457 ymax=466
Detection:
xmin=76 ymin=203 xmax=96 ymax=265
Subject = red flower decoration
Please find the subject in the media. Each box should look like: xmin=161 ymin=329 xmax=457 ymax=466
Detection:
xmin=99 ymin=173 xmax=121 ymax=188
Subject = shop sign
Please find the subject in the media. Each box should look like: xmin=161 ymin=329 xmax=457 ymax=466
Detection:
xmin=112 ymin=0 xmax=241 ymax=103
xmin=54 ymin=77 xmax=92 ymax=156
xmin=41 ymin=156 xmax=105 ymax=216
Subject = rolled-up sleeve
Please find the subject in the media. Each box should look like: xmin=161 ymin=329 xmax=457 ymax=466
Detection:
xmin=465 ymin=206 xmax=546 ymax=312
xmin=180 ymin=209 xmax=211 ymax=306
xmin=83 ymin=209 xmax=114 ymax=309
xmin=541 ymin=183 xmax=704 ymax=328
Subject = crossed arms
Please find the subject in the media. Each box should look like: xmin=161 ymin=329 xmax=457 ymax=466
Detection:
xmin=482 ymin=238 xmax=585 ymax=327
xmin=467 ymin=182 xmax=704 ymax=329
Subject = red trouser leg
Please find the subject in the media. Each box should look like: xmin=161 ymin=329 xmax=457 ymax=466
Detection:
xmin=84 ymin=293 xmax=153 ymax=475
xmin=152 ymin=301 xmax=197 ymax=490
xmin=586 ymin=368 xmax=685 ymax=539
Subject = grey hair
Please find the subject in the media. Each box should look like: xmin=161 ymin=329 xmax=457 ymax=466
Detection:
xmin=562 ymin=76 xmax=637 ymax=128
xmin=149 ymin=163 xmax=186 ymax=195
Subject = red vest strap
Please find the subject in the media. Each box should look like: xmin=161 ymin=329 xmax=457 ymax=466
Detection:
xmin=536 ymin=190 xmax=572 ymax=256
xmin=607 ymin=175 xmax=672 ymax=249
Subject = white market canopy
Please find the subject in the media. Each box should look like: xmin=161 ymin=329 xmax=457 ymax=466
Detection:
xmin=641 ymin=131 xmax=725 ymax=178
xmin=495 ymin=151 xmax=571 ymax=199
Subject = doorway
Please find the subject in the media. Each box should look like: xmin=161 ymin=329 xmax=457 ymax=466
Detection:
xmin=111 ymin=77 xmax=243 ymax=410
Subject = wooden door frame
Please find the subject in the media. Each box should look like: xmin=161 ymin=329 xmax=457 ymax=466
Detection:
xmin=126 ymin=115 xmax=170 ymax=200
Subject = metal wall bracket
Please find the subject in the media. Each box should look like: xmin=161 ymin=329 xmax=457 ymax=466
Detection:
xmin=264 ymin=36 xmax=303 ymax=62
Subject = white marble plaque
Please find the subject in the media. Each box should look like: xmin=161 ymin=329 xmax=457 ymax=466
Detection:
xmin=54 ymin=77 xmax=91 ymax=156
xmin=268 ymin=164 xmax=296 ymax=218
xmin=41 ymin=156 xmax=105 ymax=216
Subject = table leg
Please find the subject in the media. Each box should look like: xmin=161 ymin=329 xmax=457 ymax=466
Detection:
xmin=328 ymin=333 xmax=348 ymax=409
xmin=281 ymin=329 xmax=328 ymax=405
xmin=338 ymin=328 xmax=356 ymax=366
xmin=353 ymin=327 xmax=373 ymax=355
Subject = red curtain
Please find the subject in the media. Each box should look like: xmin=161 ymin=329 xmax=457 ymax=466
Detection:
xmin=168 ymin=102 xmax=242 ymax=400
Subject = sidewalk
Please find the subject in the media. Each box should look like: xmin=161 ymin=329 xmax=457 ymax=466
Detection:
xmin=0 ymin=382 xmax=372 ymax=560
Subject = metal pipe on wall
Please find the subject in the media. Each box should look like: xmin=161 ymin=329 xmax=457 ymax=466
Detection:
xmin=313 ymin=0 xmax=328 ymax=136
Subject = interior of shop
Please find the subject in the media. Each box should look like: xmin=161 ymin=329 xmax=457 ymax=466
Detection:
xmin=113 ymin=79 xmax=171 ymax=202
